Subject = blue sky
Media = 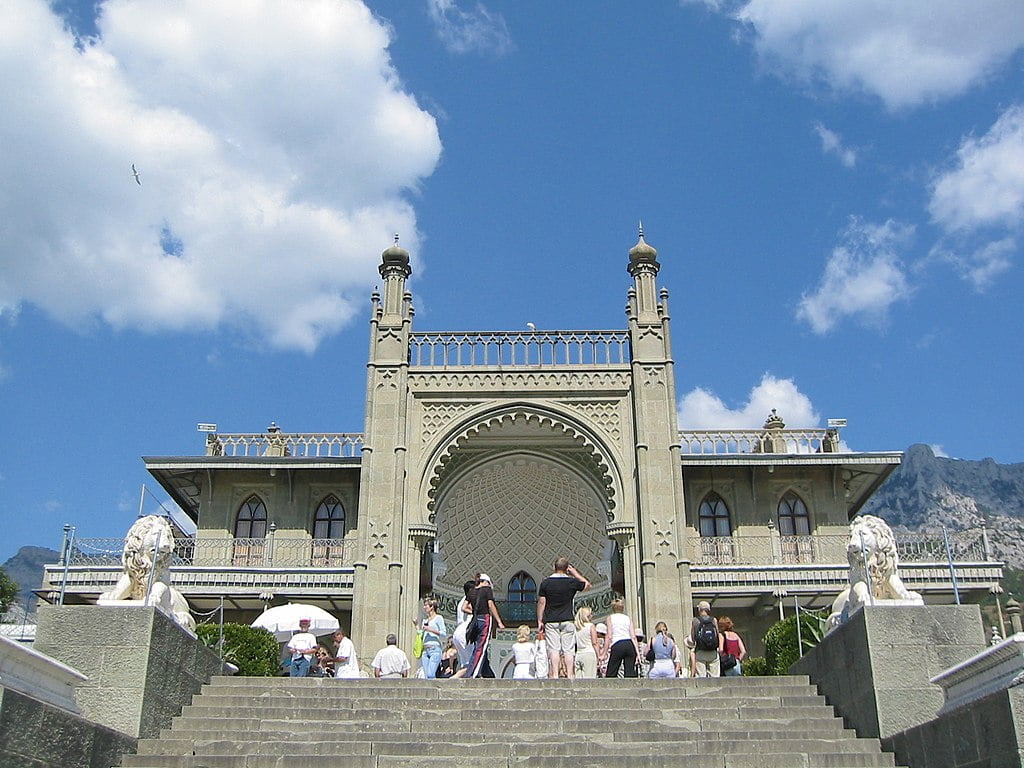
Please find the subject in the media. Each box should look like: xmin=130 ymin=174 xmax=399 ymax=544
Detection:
xmin=2 ymin=0 xmax=1023 ymax=562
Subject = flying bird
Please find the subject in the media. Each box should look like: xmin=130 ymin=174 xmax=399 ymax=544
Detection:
xmin=131 ymin=164 xmax=141 ymax=185
xmin=526 ymin=322 xmax=536 ymax=331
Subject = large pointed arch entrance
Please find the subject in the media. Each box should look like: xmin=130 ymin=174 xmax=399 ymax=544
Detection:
xmin=420 ymin=406 xmax=628 ymax=619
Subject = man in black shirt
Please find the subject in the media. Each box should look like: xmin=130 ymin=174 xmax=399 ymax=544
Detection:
xmin=537 ymin=557 xmax=591 ymax=679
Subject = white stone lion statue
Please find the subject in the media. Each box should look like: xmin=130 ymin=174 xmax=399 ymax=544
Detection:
xmin=99 ymin=515 xmax=196 ymax=631
xmin=826 ymin=514 xmax=923 ymax=631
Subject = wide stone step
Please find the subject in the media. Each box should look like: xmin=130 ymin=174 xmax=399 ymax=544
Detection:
xmin=140 ymin=736 xmax=887 ymax=758
xmin=123 ymin=754 xmax=897 ymax=768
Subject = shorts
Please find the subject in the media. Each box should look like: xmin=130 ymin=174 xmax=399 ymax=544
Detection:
xmin=544 ymin=621 xmax=576 ymax=654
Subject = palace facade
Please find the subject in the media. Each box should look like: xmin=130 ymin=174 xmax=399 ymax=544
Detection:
xmin=43 ymin=231 xmax=1001 ymax=658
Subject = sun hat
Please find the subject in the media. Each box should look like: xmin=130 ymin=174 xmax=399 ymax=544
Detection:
xmin=595 ymin=622 xmax=607 ymax=635
xmin=478 ymin=573 xmax=492 ymax=583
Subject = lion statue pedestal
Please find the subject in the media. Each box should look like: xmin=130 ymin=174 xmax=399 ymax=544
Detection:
xmin=97 ymin=515 xmax=196 ymax=632
xmin=826 ymin=514 xmax=923 ymax=631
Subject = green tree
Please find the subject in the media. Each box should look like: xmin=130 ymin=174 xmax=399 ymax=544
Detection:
xmin=0 ymin=567 xmax=18 ymax=616
xmin=197 ymin=623 xmax=281 ymax=676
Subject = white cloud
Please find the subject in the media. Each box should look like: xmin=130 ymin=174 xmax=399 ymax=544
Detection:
xmin=0 ymin=0 xmax=442 ymax=353
xmin=930 ymin=237 xmax=1015 ymax=292
xmin=797 ymin=218 xmax=913 ymax=334
xmin=812 ymin=122 xmax=856 ymax=168
xmin=706 ymin=1 xmax=1024 ymax=109
xmin=930 ymin=105 xmax=1024 ymax=233
xmin=678 ymin=373 xmax=820 ymax=430
xmin=426 ymin=0 xmax=513 ymax=56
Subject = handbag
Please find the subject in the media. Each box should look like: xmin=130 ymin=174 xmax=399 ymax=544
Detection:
xmin=719 ymin=651 xmax=737 ymax=671
xmin=413 ymin=631 xmax=424 ymax=659
xmin=466 ymin=619 xmax=480 ymax=645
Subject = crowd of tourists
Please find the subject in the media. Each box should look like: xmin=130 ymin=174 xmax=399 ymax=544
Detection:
xmin=285 ymin=557 xmax=746 ymax=679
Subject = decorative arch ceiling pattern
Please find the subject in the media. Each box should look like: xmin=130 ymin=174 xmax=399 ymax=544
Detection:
xmin=435 ymin=455 xmax=608 ymax=595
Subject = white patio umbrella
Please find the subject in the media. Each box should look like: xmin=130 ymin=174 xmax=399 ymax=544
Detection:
xmin=251 ymin=603 xmax=340 ymax=641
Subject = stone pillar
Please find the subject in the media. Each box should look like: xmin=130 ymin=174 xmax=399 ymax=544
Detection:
xmin=625 ymin=229 xmax=687 ymax=635
xmin=32 ymin=605 xmax=226 ymax=739
xmin=791 ymin=604 xmax=986 ymax=739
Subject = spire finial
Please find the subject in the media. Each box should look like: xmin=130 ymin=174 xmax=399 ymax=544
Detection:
xmin=638 ymin=220 xmax=644 ymax=240
xmin=393 ymin=233 xmax=400 ymax=245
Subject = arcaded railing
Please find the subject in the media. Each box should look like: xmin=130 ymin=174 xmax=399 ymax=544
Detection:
xmin=695 ymin=529 xmax=992 ymax=566
xmin=678 ymin=428 xmax=840 ymax=455
xmin=409 ymin=330 xmax=630 ymax=368
xmin=64 ymin=537 xmax=354 ymax=568
xmin=204 ymin=432 xmax=364 ymax=457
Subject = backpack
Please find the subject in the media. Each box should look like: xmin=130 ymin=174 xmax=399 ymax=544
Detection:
xmin=695 ymin=615 xmax=718 ymax=651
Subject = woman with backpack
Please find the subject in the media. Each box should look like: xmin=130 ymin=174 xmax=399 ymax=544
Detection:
xmin=646 ymin=621 xmax=679 ymax=679
xmin=689 ymin=600 xmax=721 ymax=677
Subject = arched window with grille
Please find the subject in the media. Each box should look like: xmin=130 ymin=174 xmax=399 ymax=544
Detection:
xmin=312 ymin=495 xmax=346 ymax=539
xmin=777 ymin=490 xmax=812 ymax=562
xmin=506 ymin=571 xmax=537 ymax=623
xmin=697 ymin=492 xmax=734 ymax=563
xmin=233 ymin=495 xmax=267 ymax=565
xmin=311 ymin=494 xmax=347 ymax=566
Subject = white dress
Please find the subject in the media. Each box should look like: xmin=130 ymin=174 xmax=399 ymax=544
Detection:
xmin=511 ymin=641 xmax=535 ymax=679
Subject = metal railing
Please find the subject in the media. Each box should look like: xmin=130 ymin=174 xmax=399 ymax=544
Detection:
xmin=64 ymin=537 xmax=353 ymax=568
xmin=204 ymin=433 xmax=364 ymax=457
xmin=695 ymin=530 xmax=992 ymax=566
xmin=409 ymin=330 xmax=630 ymax=368
xmin=678 ymin=428 xmax=840 ymax=455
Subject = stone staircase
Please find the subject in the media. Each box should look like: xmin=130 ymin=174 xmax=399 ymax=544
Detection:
xmin=121 ymin=675 xmax=905 ymax=768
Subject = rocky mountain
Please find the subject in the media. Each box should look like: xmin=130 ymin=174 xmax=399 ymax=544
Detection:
xmin=863 ymin=444 xmax=1024 ymax=569
xmin=1 ymin=545 xmax=61 ymax=620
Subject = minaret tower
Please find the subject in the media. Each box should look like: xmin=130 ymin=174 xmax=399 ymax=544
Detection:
xmin=626 ymin=224 xmax=691 ymax=633
xmin=352 ymin=235 xmax=416 ymax=650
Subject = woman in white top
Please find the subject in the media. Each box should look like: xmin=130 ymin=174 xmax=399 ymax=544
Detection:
xmin=511 ymin=625 xmax=536 ymax=679
xmin=601 ymin=599 xmax=641 ymax=678
xmin=573 ymin=605 xmax=600 ymax=678
xmin=450 ymin=579 xmax=476 ymax=677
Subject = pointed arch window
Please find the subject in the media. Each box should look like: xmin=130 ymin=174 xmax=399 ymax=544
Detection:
xmin=234 ymin=495 xmax=268 ymax=538
xmin=312 ymin=495 xmax=346 ymax=539
xmin=233 ymin=495 xmax=267 ymax=565
xmin=777 ymin=491 xmax=812 ymax=563
xmin=698 ymin=492 xmax=732 ymax=537
xmin=311 ymin=494 xmax=347 ymax=566
xmin=506 ymin=571 xmax=537 ymax=623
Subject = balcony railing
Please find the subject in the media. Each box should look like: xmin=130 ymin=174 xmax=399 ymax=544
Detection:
xmin=204 ymin=433 xmax=364 ymax=457
xmin=64 ymin=537 xmax=354 ymax=568
xmin=678 ymin=428 xmax=840 ymax=455
xmin=695 ymin=530 xmax=992 ymax=566
xmin=409 ymin=330 xmax=630 ymax=368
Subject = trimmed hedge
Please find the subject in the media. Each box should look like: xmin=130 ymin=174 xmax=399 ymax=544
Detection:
xmin=197 ymin=623 xmax=280 ymax=676
xmin=741 ymin=656 xmax=768 ymax=676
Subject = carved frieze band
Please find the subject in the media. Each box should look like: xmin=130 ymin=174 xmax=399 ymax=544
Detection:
xmin=408 ymin=370 xmax=632 ymax=392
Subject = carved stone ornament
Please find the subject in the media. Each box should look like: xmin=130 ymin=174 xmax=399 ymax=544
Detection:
xmin=651 ymin=517 xmax=677 ymax=559
xmin=826 ymin=514 xmax=924 ymax=631
xmin=368 ymin=519 xmax=392 ymax=561
xmin=97 ymin=515 xmax=196 ymax=631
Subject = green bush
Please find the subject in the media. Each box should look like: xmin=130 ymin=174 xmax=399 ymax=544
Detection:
xmin=197 ymin=623 xmax=280 ymax=676
xmin=741 ymin=656 xmax=768 ymax=676
xmin=762 ymin=609 xmax=829 ymax=675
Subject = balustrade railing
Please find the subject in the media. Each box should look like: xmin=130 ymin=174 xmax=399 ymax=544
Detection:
xmin=204 ymin=433 xmax=364 ymax=457
xmin=678 ymin=428 xmax=840 ymax=455
xmin=409 ymin=330 xmax=630 ymax=368
xmin=65 ymin=537 xmax=353 ymax=568
xmin=695 ymin=530 xmax=992 ymax=566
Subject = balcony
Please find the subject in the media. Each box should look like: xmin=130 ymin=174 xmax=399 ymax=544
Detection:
xmin=40 ymin=537 xmax=357 ymax=612
xmin=409 ymin=330 xmax=630 ymax=368
xmin=679 ymin=428 xmax=840 ymax=455
xmin=203 ymin=432 xmax=364 ymax=458
xmin=691 ymin=528 xmax=1002 ymax=609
